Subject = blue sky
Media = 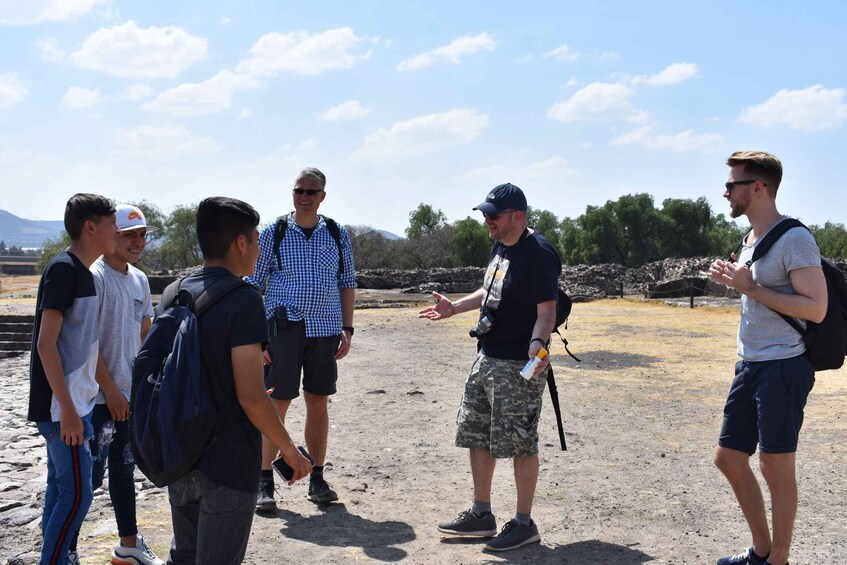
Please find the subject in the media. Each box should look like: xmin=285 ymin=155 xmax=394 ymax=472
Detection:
xmin=1 ymin=0 xmax=845 ymax=236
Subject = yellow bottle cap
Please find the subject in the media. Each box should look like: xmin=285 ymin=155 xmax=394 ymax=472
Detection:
xmin=536 ymin=347 xmax=548 ymax=359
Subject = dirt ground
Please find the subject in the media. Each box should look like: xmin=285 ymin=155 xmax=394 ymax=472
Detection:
xmin=2 ymin=287 xmax=846 ymax=564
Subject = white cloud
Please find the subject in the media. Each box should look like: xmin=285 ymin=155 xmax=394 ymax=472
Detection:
xmin=114 ymin=125 xmax=218 ymax=158
xmin=238 ymin=107 xmax=253 ymax=120
xmin=70 ymin=21 xmax=208 ymax=79
xmin=319 ymin=100 xmax=372 ymax=122
xmin=220 ymin=16 xmax=232 ymax=25
xmin=298 ymin=138 xmax=317 ymax=150
xmin=566 ymin=76 xmax=578 ymax=88
xmin=36 ymin=38 xmax=66 ymax=62
xmin=236 ymin=27 xmax=371 ymax=78
xmin=60 ymin=86 xmax=100 ymax=109
xmin=142 ymin=70 xmax=259 ymax=116
xmin=547 ymin=82 xmax=635 ymax=123
xmin=543 ymin=44 xmax=579 ymax=63
xmin=632 ymin=62 xmax=698 ymax=86
xmin=738 ymin=85 xmax=847 ymax=133
xmin=120 ymin=83 xmax=154 ymax=101
xmin=461 ymin=156 xmax=575 ymax=186
xmin=350 ymin=108 xmax=488 ymax=163
xmin=599 ymin=51 xmax=621 ymax=62
xmin=612 ymin=126 xmax=724 ymax=153
xmin=0 ymin=0 xmax=110 ymax=25
xmin=397 ymin=32 xmax=495 ymax=71
xmin=0 ymin=72 xmax=29 ymax=107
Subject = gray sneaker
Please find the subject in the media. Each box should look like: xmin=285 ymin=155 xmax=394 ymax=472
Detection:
xmin=437 ymin=510 xmax=497 ymax=538
xmin=67 ymin=550 xmax=81 ymax=565
xmin=716 ymin=547 xmax=768 ymax=565
xmin=484 ymin=519 xmax=540 ymax=552
xmin=256 ymin=480 xmax=276 ymax=511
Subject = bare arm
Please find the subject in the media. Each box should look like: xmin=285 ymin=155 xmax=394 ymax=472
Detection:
xmin=528 ymin=299 xmax=557 ymax=375
xmin=710 ymin=262 xmax=827 ymax=323
xmin=336 ymin=287 xmax=355 ymax=360
xmin=140 ymin=316 xmax=151 ymax=343
xmin=418 ymin=288 xmax=485 ymax=321
xmin=37 ymin=309 xmax=83 ymax=445
xmin=232 ymin=343 xmax=312 ymax=484
xmin=95 ymin=354 xmax=128 ymax=421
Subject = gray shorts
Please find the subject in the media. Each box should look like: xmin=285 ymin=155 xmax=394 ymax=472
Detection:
xmin=455 ymin=353 xmax=548 ymax=458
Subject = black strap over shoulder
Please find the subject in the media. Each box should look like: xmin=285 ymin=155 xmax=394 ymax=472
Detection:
xmin=547 ymin=367 xmax=567 ymax=451
xmin=273 ymin=213 xmax=344 ymax=275
xmin=158 ymin=275 xmax=250 ymax=318
xmin=741 ymin=218 xmax=809 ymax=335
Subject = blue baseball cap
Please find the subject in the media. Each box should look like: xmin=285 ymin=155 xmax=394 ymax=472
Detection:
xmin=473 ymin=183 xmax=527 ymax=216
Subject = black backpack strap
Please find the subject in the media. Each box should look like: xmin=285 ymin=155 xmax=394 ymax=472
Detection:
xmin=744 ymin=218 xmax=810 ymax=336
xmin=553 ymin=329 xmax=582 ymax=362
xmin=193 ymin=277 xmax=251 ymax=317
xmin=547 ymin=366 xmax=567 ymax=451
xmin=273 ymin=214 xmax=289 ymax=271
xmin=322 ymin=215 xmax=345 ymax=276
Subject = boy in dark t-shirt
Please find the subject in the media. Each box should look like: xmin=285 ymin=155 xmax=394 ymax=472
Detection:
xmin=164 ymin=197 xmax=312 ymax=564
xmin=27 ymin=193 xmax=117 ymax=565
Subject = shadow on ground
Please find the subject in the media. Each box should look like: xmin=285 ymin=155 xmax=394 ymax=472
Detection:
xmin=441 ymin=538 xmax=655 ymax=564
xmin=570 ymin=350 xmax=660 ymax=371
xmin=263 ymin=503 xmax=415 ymax=561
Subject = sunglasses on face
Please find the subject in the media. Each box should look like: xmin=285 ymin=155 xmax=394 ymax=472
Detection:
xmin=293 ymin=188 xmax=324 ymax=196
xmin=483 ymin=209 xmax=515 ymax=221
xmin=724 ymin=179 xmax=762 ymax=193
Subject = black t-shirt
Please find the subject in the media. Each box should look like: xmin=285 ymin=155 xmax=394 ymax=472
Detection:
xmin=179 ymin=267 xmax=269 ymax=493
xmin=478 ymin=230 xmax=562 ymax=360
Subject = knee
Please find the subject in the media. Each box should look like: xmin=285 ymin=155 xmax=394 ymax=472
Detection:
xmin=303 ymin=393 xmax=328 ymax=414
xmin=714 ymin=446 xmax=747 ymax=477
xmin=759 ymin=453 xmax=795 ymax=486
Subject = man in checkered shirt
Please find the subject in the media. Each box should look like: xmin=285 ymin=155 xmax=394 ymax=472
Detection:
xmin=247 ymin=167 xmax=357 ymax=509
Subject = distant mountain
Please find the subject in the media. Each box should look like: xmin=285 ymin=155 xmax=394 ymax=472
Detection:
xmin=0 ymin=210 xmax=65 ymax=248
xmin=377 ymin=230 xmax=402 ymax=240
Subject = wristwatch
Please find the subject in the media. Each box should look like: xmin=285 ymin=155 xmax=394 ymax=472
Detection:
xmin=342 ymin=326 xmax=355 ymax=335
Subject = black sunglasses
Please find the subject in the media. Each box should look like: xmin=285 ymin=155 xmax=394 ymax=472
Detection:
xmin=293 ymin=188 xmax=324 ymax=196
xmin=725 ymin=179 xmax=763 ymax=193
xmin=483 ymin=209 xmax=515 ymax=220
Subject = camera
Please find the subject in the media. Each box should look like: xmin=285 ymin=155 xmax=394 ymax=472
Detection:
xmin=469 ymin=306 xmax=497 ymax=338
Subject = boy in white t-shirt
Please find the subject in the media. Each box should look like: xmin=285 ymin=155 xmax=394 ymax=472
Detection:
xmin=70 ymin=205 xmax=163 ymax=565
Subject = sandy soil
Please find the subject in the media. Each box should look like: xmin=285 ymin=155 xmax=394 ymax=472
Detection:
xmin=2 ymin=292 xmax=846 ymax=564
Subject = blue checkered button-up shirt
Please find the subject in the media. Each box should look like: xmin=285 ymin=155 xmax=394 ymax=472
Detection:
xmin=248 ymin=215 xmax=357 ymax=337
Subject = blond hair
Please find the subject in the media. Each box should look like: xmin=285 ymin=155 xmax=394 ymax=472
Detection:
xmin=726 ymin=151 xmax=783 ymax=196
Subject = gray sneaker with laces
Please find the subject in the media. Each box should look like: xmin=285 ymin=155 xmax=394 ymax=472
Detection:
xmin=256 ymin=480 xmax=276 ymax=511
xmin=437 ymin=510 xmax=497 ymax=538
xmin=484 ymin=519 xmax=540 ymax=552
xmin=716 ymin=547 xmax=769 ymax=565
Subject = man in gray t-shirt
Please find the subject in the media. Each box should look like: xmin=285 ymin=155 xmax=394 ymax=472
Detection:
xmin=707 ymin=152 xmax=827 ymax=565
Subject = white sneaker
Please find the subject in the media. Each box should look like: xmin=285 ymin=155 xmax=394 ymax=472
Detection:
xmin=110 ymin=534 xmax=164 ymax=565
xmin=68 ymin=550 xmax=81 ymax=565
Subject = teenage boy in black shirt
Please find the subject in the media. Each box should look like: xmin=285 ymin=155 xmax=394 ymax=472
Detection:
xmin=165 ymin=197 xmax=312 ymax=564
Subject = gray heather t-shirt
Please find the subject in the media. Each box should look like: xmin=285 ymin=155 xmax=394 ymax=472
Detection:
xmin=737 ymin=219 xmax=821 ymax=362
xmin=91 ymin=258 xmax=153 ymax=401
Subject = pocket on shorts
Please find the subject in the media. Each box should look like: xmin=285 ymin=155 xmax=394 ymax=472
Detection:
xmin=499 ymin=375 xmax=543 ymax=440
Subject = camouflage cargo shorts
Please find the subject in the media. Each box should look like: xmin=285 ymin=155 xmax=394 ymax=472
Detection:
xmin=455 ymin=353 xmax=548 ymax=458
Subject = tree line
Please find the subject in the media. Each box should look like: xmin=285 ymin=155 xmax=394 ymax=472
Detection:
xmin=36 ymin=195 xmax=847 ymax=273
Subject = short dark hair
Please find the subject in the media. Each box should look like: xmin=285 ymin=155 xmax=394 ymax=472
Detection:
xmin=64 ymin=193 xmax=116 ymax=240
xmin=726 ymin=151 xmax=783 ymax=196
xmin=196 ymin=197 xmax=260 ymax=260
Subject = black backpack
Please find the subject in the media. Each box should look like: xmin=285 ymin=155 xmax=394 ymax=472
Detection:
xmin=273 ymin=213 xmax=344 ymax=275
xmin=130 ymin=275 xmax=250 ymax=487
xmin=742 ymin=218 xmax=847 ymax=371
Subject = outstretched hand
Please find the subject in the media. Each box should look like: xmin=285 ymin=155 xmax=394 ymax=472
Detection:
xmin=418 ymin=292 xmax=455 ymax=321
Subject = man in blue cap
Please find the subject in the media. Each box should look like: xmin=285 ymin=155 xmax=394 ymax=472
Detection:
xmin=419 ymin=183 xmax=562 ymax=552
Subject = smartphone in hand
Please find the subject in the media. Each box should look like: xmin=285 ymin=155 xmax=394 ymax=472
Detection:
xmin=272 ymin=446 xmax=315 ymax=482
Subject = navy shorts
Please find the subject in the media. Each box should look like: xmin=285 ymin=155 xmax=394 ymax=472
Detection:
xmin=718 ymin=355 xmax=815 ymax=455
xmin=265 ymin=317 xmax=341 ymax=400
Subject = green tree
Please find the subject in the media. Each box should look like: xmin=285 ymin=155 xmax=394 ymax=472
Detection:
xmin=158 ymin=204 xmax=201 ymax=270
xmin=708 ymin=213 xmax=747 ymax=257
xmin=346 ymin=225 xmax=404 ymax=269
xmin=577 ymin=205 xmax=625 ymax=264
xmin=659 ymin=196 xmax=712 ymax=258
xmin=611 ymin=193 xmax=661 ymax=266
xmin=810 ymin=222 xmax=847 ymax=258
xmin=405 ymin=203 xmax=447 ymax=239
xmin=451 ymin=217 xmax=490 ymax=267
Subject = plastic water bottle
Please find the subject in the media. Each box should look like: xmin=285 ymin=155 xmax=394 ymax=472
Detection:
xmin=520 ymin=347 xmax=548 ymax=380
